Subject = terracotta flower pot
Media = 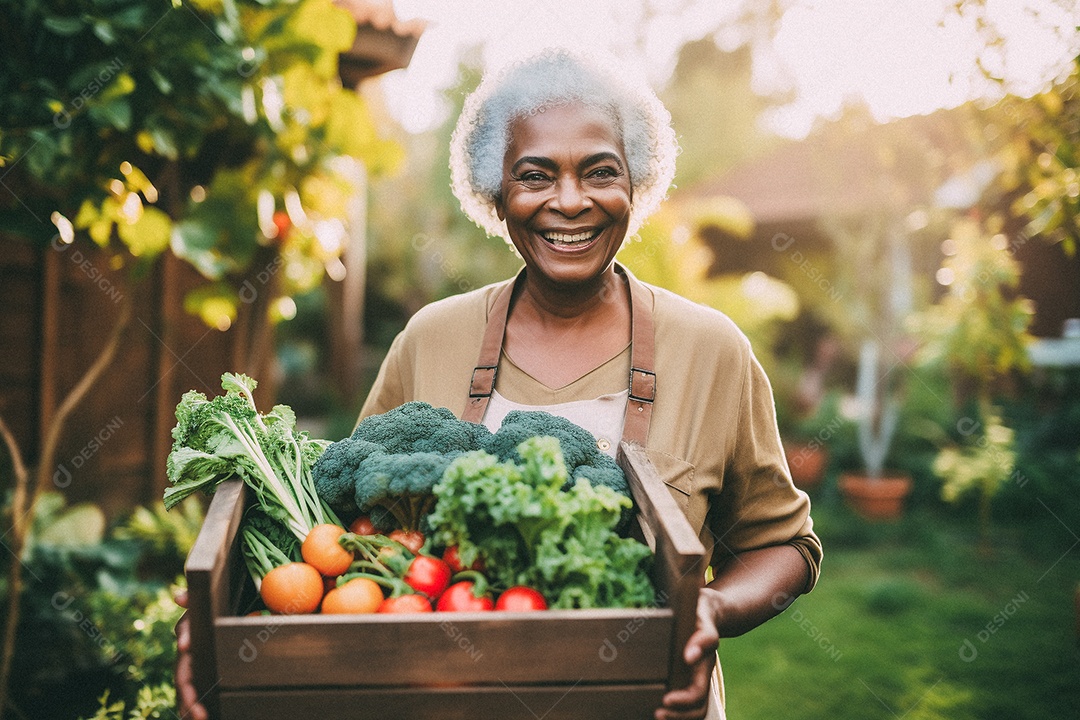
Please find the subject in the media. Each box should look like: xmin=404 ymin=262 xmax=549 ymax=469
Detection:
xmin=838 ymin=471 xmax=912 ymax=520
xmin=784 ymin=442 xmax=828 ymax=491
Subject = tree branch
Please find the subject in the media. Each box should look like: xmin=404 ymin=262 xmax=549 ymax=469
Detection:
xmin=0 ymin=291 xmax=132 ymax=718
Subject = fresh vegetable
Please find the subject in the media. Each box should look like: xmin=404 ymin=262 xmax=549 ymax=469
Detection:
xmin=378 ymin=594 xmax=433 ymax=614
xmin=496 ymin=586 xmax=548 ymax=612
xmin=320 ymin=577 xmax=383 ymax=614
xmin=312 ymin=403 xmax=491 ymax=524
xmin=388 ymin=528 xmax=425 ymax=555
xmin=259 ymin=562 xmax=323 ymax=614
xmin=403 ymin=555 xmax=452 ymax=600
xmin=437 ymin=576 xmax=494 ymax=612
xmin=352 ymin=452 xmax=452 ymax=534
xmin=429 ymin=436 xmax=654 ymax=609
xmin=348 ymin=401 xmax=491 ymax=455
xmin=483 ymin=411 xmax=633 ymax=530
xmin=301 ymin=524 xmax=353 ymax=577
xmin=349 ymin=515 xmax=378 ymax=535
xmin=163 ymin=373 xmax=339 ymax=585
xmin=165 ymin=373 xmax=338 ymax=535
xmin=443 ymin=545 xmax=483 ymax=574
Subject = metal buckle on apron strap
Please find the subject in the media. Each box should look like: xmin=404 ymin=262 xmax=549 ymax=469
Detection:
xmin=628 ymin=367 xmax=656 ymax=404
xmin=469 ymin=365 xmax=498 ymax=399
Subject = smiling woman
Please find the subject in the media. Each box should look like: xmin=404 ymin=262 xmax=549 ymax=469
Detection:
xmin=170 ymin=49 xmax=822 ymax=720
xmin=352 ymin=49 xmax=823 ymax=720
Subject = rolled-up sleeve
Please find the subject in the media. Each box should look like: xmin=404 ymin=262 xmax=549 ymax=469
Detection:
xmin=707 ymin=351 xmax=822 ymax=592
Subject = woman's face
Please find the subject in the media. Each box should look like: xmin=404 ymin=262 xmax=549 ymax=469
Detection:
xmin=497 ymin=102 xmax=632 ymax=288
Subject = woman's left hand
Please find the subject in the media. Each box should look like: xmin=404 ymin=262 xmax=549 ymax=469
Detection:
xmin=655 ymin=589 xmax=721 ymax=720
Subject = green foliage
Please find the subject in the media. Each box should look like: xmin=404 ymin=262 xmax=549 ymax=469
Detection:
xmin=934 ymin=412 xmax=1015 ymax=506
xmin=910 ymin=217 xmax=1034 ymax=392
xmin=429 ymin=437 xmax=654 ymax=609
xmin=910 ymin=215 xmax=1034 ymax=542
xmin=0 ymin=0 xmax=400 ymax=326
xmin=78 ymin=684 xmax=176 ymax=720
xmin=990 ymin=55 xmax=1080 ymax=254
xmin=164 ymin=372 xmax=337 ymax=543
xmin=0 ymin=490 xmax=189 ymax=719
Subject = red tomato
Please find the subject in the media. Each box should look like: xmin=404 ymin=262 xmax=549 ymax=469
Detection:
xmin=442 ymin=545 xmax=484 ymax=574
xmin=495 ymin=586 xmax=548 ymax=611
xmin=349 ymin=515 xmax=378 ymax=535
xmin=389 ymin=529 xmax=425 ymax=555
xmin=436 ymin=580 xmax=494 ymax=612
xmin=404 ymin=555 xmax=451 ymax=600
xmin=378 ymin=594 xmax=433 ymax=614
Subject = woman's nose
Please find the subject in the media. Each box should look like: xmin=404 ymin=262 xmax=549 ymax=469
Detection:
xmin=550 ymin=176 xmax=591 ymax=216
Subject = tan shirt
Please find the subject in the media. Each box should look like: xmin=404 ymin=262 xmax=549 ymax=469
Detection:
xmin=359 ymin=271 xmax=822 ymax=590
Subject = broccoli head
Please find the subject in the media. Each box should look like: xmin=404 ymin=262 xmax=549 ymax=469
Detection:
xmin=312 ymin=437 xmax=385 ymax=518
xmin=351 ymin=401 xmax=488 ymax=454
xmin=572 ymin=454 xmax=630 ymax=498
xmin=354 ymin=452 xmax=454 ymax=533
xmin=484 ymin=410 xmax=599 ymax=469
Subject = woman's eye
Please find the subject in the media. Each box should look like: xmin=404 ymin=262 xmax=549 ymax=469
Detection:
xmin=586 ymin=167 xmax=619 ymax=184
xmin=516 ymin=172 xmax=552 ymax=188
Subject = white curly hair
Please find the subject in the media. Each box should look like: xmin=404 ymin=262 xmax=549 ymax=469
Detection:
xmin=449 ymin=48 xmax=678 ymax=244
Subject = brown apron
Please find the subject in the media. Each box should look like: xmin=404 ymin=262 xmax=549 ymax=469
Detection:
xmin=459 ymin=266 xmax=656 ymax=447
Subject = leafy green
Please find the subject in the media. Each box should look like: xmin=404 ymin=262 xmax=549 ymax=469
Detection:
xmin=429 ymin=436 xmax=655 ymax=609
xmin=163 ymin=372 xmax=337 ymax=544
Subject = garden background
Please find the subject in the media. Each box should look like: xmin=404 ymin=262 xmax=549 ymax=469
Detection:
xmin=1 ymin=0 xmax=1079 ymax=718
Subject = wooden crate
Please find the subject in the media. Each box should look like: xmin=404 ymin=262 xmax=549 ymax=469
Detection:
xmin=186 ymin=442 xmax=706 ymax=719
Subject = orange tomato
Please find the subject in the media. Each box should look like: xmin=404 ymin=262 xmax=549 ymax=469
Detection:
xmin=321 ymin=577 xmax=384 ymax=614
xmin=260 ymin=562 xmax=324 ymax=614
xmin=302 ymin=524 xmax=353 ymax=577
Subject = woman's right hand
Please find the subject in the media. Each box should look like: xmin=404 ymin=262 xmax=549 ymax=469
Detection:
xmin=174 ymin=589 xmax=209 ymax=720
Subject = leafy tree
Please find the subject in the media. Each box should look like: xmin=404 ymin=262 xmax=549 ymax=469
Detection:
xmin=0 ymin=1 xmax=400 ymax=712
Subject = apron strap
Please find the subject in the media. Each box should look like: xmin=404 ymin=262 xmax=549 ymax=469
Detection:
xmin=461 ymin=266 xmax=656 ymax=449
xmin=460 ymin=276 xmax=518 ymax=424
xmin=621 ymin=269 xmax=656 ymax=447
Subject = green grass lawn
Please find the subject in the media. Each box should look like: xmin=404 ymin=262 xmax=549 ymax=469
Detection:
xmin=719 ymin=499 xmax=1080 ymax=720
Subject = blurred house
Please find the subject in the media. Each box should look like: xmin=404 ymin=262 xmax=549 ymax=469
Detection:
xmin=688 ymin=107 xmax=1080 ymax=342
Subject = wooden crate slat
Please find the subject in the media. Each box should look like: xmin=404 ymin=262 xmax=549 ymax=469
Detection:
xmin=214 ymin=608 xmax=671 ymax=687
xmin=186 ymin=479 xmax=247 ymax=718
xmin=618 ymin=442 xmax=706 ymax=692
xmin=219 ymin=682 xmax=667 ymax=720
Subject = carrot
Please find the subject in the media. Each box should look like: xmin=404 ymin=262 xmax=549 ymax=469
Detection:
xmin=260 ymin=562 xmax=324 ymax=614
xmin=301 ymin=523 xmax=353 ymax=577
xmin=321 ymin=577 xmax=384 ymax=614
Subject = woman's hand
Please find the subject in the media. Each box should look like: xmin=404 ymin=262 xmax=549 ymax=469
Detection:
xmin=655 ymin=589 xmax=721 ymax=720
xmin=656 ymin=545 xmax=810 ymax=719
xmin=174 ymin=589 xmax=209 ymax=720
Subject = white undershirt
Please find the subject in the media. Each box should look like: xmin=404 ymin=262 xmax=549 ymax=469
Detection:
xmin=481 ymin=388 xmax=629 ymax=459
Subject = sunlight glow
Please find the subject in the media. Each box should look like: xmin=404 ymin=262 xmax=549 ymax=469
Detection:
xmin=383 ymin=0 xmax=1079 ymax=138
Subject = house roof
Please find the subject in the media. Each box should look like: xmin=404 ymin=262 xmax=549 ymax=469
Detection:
xmin=336 ymin=0 xmax=426 ymax=84
xmin=687 ymin=107 xmax=984 ymax=226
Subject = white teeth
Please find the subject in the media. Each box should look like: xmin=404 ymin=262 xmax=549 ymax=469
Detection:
xmin=543 ymin=230 xmax=595 ymax=245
